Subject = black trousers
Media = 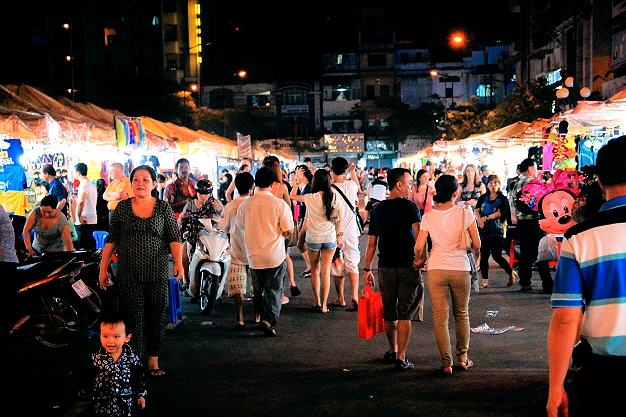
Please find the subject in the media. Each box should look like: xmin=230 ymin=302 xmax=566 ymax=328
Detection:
xmin=76 ymin=223 xmax=96 ymax=250
xmin=572 ymin=354 xmax=626 ymax=415
xmin=516 ymin=219 xmax=543 ymax=287
xmin=479 ymin=236 xmax=512 ymax=280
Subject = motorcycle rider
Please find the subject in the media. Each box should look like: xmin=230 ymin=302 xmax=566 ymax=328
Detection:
xmin=178 ymin=180 xmax=223 ymax=302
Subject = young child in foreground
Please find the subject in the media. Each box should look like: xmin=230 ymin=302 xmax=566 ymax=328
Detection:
xmin=79 ymin=312 xmax=147 ymax=417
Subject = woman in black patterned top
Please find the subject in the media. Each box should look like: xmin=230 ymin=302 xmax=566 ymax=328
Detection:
xmin=99 ymin=165 xmax=183 ymax=378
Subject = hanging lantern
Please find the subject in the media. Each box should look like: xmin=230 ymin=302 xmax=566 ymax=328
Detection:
xmin=580 ymin=87 xmax=591 ymax=98
xmin=565 ymin=77 xmax=575 ymax=87
xmin=556 ymin=88 xmax=570 ymax=99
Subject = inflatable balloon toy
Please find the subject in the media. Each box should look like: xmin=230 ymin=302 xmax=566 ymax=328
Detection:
xmin=538 ymin=189 xmax=577 ymax=234
xmin=515 ymin=169 xmax=584 ymax=215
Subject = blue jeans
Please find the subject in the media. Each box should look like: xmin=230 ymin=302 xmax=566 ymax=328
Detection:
xmin=251 ymin=260 xmax=286 ymax=328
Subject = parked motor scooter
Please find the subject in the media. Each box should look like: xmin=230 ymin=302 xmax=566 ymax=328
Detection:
xmin=183 ymin=213 xmax=231 ymax=315
xmin=3 ymin=257 xmax=91 ymax=352
xmin=39 ymin=249 xmax=117 ymax=328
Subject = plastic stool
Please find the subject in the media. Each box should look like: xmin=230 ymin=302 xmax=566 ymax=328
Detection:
xmin=93 ymin=231 xmax=109 ymax=249
xmin=167 ymin=278 xmax=183 ymax=324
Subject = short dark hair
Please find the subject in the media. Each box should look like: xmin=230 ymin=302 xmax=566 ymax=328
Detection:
xmin=387 ymin=168 xmax=410 ymax=190
xmin=130 ymin=164 xmax=157 ymax=182
xmin=235 ymin=172 xmax=255 ymax=195
xmin=100 ymin=312 xmax=128 ymax=333
xmin=303 ymin=157 xmax=312 ymax=163
xmin=157 ymin=174 xmax=166 ymax=182
xmin=519 ymin=158 xmax=536 ymax=174
xmin=175 ymin=158 xmax=190 ymax=169
xmin=596 ymin=135 xmax=626 ymax=186
xmin=433 ymin=174 xmax=459 ymax=203
xmin=74 ymin=162 xmax=88 ymax=176
xmin=40 ymin=195 xmax=58 ymax=208
xmin=41 ymin=164 xmax=56 ymax=176
xmin=331 ymin=157 xmax=349 ymax=175
xmin=255 ymin=167 xmax=274 ymax=188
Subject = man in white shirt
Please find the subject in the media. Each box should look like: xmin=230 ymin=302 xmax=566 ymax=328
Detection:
xmin=218 ymin=172 xmax=256 ymax=329
xmin=329 ymin=157 xmax=361 ymax=310
xmin=73 ymin=162 xmax=98 ymax=249
xmin=236 ymin=167 xmax=294 ymax=337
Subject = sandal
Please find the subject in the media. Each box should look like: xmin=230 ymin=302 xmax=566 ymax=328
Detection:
xmin=456 ymin=359 xmax=474 ymax=370
xmin=479 ymin=280 xmax=488 ymax=289
xmin=438 ymin=366 xmax=453 ymax=375
xmin=507 ymin=271 xmax=518 ymax=287
xmin=148 ymin=368 xmax=166 ymax=377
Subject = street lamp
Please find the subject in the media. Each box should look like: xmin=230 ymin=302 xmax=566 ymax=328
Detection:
xmin=450 ymin=33 xmax=491 ymax=107
xmin=63 ymin=20 xmax=75 ymax=102
xmin=555 ymin=77 xmax=591 ymax=111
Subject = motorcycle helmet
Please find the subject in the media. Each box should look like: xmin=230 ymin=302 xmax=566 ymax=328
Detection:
xmin=195 ymin=179 xmax=213 ymax=195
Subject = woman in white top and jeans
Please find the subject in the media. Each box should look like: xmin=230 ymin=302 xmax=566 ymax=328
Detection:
xmin=415 ymin=174 xmax=481 ymax=375
xmin=291 ymin=169 xmax=342 ymax=313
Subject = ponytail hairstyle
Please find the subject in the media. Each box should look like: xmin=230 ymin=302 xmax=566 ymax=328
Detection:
xmin=433 ymin=174 xmax=458 ymax=204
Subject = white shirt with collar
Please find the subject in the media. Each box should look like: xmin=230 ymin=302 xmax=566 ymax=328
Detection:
xmin=236 ymin=190 xmax=294 ymax=269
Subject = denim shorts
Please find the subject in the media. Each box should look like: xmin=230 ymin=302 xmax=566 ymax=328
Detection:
xmin=305 ymin=241 xmax=337 ymax=251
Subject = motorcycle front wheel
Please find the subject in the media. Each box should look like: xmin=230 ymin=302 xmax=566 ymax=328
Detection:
xmin=31 ymin=290 xmax=89 ymax=352
xmin=199 ymin=270 xmax=220 ymax=315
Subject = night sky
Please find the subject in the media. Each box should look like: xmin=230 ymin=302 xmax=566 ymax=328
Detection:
xmin=0 ymin=1 xmax=520 ymax=86
xmin=205 ymin=1 xmax=520 ymax=82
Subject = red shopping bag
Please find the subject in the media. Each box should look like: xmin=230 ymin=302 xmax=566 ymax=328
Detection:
xmin=358 ymin=283 xmax=386 ymax=339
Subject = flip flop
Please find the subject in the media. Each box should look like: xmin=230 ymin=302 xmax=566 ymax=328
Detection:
xmin=148 ymin=368 xmax=165 ymax=377
xmin=260 ymin=322 xmax=277 ymax=337
xmin=328 ymin=302 xmax=346 ymax=307
xmin=350 ymin=300 xmax=358 ymax=311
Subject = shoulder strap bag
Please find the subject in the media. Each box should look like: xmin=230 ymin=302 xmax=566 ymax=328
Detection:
xmin=331 ymin=184 xmax=364 ymax=236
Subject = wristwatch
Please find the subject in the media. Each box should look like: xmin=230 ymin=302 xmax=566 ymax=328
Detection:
xmin=337 ymin=232 xmax=344 ymax=236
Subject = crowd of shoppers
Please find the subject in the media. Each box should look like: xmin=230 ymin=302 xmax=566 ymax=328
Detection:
xmin=7 ymin=137 xmax=621 ymax=417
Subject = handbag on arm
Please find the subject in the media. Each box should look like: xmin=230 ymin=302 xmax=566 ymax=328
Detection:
xmin=459 ymin=208 xmax=472 ymax=250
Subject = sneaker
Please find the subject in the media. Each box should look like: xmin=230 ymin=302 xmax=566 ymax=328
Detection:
xmin=383 ymin=351 xmax=397 ymax=363
xmin=395 ymin=359 xmax=414 ymax=371
xmin=520 ymin=285 xmax=533 ymax=292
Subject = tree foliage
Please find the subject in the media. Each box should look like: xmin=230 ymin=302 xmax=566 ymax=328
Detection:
xmin=443 ymin=77 xmax=556 ymax=141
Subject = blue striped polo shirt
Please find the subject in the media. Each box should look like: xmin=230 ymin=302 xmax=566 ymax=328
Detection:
xmin=551 ymin=195 xmax=626 ymax=357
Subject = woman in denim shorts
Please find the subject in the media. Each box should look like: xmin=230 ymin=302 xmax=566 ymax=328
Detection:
xmin=291 ymin=169 xmax=342 ymax=313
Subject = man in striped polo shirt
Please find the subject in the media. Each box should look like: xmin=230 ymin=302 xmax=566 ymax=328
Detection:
xmin=546 ymin=135 xmax=626 ymax=416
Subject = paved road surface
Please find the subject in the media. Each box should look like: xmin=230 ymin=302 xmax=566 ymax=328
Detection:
xmin=5 ymin=230 xmax=581 ymax=417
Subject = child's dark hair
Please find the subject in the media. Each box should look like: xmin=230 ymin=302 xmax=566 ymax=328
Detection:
xmin=433 ymin=174 xmax=459 ymax=203
xmin=100 ymin=312 xmax=127 ymax=330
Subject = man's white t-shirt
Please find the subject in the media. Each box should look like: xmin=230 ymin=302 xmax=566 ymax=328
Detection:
xmin=331 ymin=180 xmax=359 ymax=239
xmin=75 ymin=178 xmax=98 ymax=225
